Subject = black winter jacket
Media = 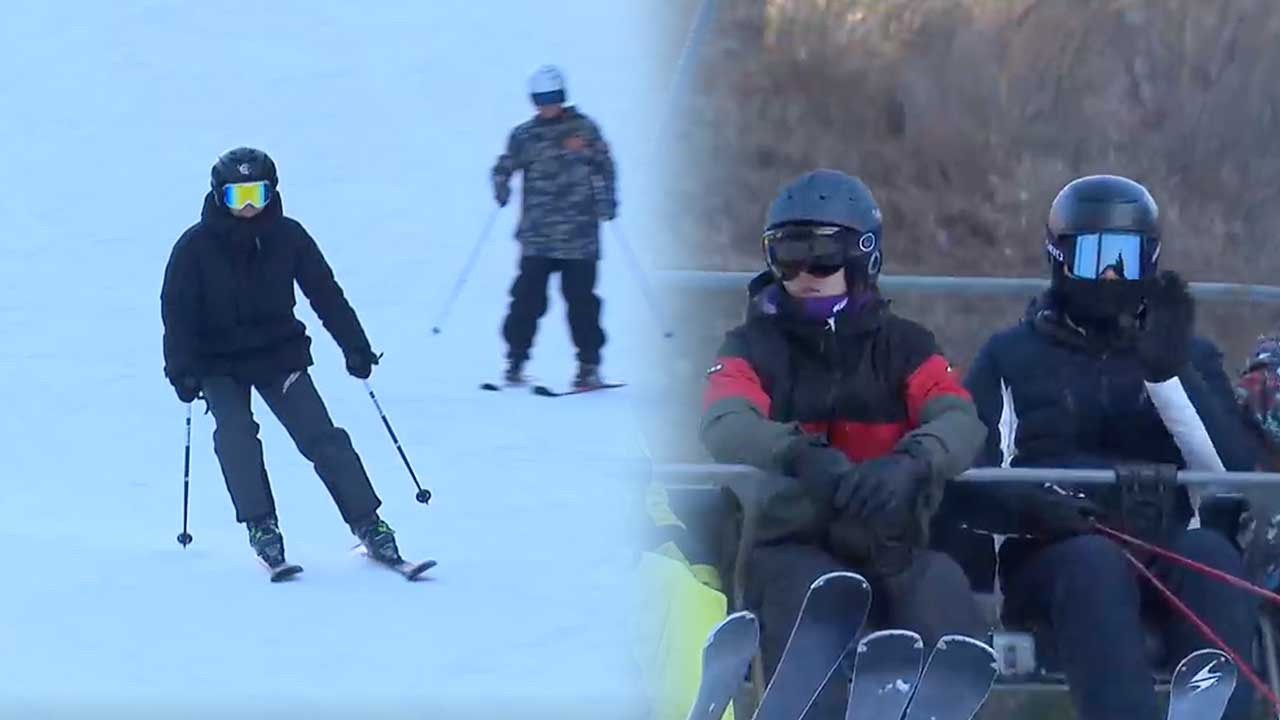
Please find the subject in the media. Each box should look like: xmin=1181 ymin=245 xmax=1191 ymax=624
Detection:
xmin=161 ymin=192 xmax=372 ymax=385
xmin=701 ymin=272 xmax=986 ymax=561
xmin=947 ymin=297 xmax=1256 ymax=583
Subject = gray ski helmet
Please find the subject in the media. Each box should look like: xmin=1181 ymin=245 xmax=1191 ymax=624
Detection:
xmin=764 ymin=169 xmax=884 ymax=281
xmin=211 ymin=147 xmax=278 ymax=204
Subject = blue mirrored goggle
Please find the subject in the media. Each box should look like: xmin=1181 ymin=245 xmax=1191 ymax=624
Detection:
xmin=1068 ymin=232 xmax=1146 ymax=280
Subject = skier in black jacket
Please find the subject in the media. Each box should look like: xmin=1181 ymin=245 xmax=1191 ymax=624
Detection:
xmin=161 ymin=147 xmax=404 ymax=573
xmin=701 ymin=170 xmax=988 ymax=719
xmin=954 ymin=175 xmax=1258 ymax=720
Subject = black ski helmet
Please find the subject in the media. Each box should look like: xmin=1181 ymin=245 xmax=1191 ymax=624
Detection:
xmin=211 ymin=147 xmax=278 ymax=205
xmin=1045 ymin=174 xmax=1160 ymax=274
xmin=763 ymin=169 xmax=884 ymax=284
xmin=1044 ymin=174 xmax=1161 ymax=319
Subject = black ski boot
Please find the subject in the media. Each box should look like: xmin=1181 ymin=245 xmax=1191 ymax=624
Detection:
xmin=247 ymin=517 xmax=287 ymax=566
xmin=573 ymin=362 xmax=602 ymax=389
xmin=352 ymin=514 xmax=403 ymax=565
xmin=504 ymin=358 xmax=527 ymax=386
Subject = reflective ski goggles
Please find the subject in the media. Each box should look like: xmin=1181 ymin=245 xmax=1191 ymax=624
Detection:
xmin=762 ymin=225 xmax=863 ymax=281
xmin=1050 ymin=231 xmax=1154 ymax=280
xmin=222 ymin=181 xmax=272 ymax=210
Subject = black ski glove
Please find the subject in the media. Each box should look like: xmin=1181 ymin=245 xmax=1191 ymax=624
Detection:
xmin=345 ymin=349 xmax=380 ymax=380
xmin=1136 ymin=271 xmax=1194 ymax=382
xmin=171 ymin=376 xmax=201 ymax=404
xmin=779 ymin=437 xmax=852 ymax=508
xmin=1016 ymin=487 xmax=1101 ymax=541
xmin=835 ymin=451 xmax=931 ymax=521
xmin=494 ymin=179 xmax=511 ymax=208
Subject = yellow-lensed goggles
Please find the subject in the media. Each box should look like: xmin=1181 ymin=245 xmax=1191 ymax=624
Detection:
xmin=222 ymin=181 xmax=271 ymax=210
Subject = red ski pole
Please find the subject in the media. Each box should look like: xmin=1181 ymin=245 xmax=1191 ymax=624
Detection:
xmin=1122 ymin=549 xmax=1280 ymax=713
xmin=1096 ymin=523 xmax=1280 ymax=607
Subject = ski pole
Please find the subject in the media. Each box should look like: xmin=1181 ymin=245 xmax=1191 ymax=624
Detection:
xmin=1096 ymin=523 xmax=1280 ymax=607
xmin=1123 ymin=549 xmax=1280 ymax=713
xmin=363 ymin=380 xmax=432 ymax=504
xmin=177 ymin=403 xmax=194 ymax=547
xmin=651 ymin=0 xmax=721 ymax=151
xmin=431 ymin=206 xmax=501 ymax=334
xmin=607 ymin=223 xmax=675 ymax=338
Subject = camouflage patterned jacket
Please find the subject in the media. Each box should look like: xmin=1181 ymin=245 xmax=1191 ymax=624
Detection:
xmin=1238 ymin=333 xmax=1280 ymax=452
xmin=492 ymin=106 xmax=617 ymax=260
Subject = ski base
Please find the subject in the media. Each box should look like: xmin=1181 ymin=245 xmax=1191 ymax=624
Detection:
xmin=902 ymin=635 xmax=999 ymax=720
xmin=755 ymin=571 xmax=871 ymax=720
xmin=354 ymin=544 xmax=437 ymax=580
xmin=384 ymin=558 xmax=437 ymax=580
xmin=262 ymin=560 xmax=303 ymax=582
xmin=480 ymin=381 xmax=527 ymax=392
xmin=532 ymin=382 xmax=626 ymax=397
xmin=846 ymin=629 xmax=924 ymax=720
xmin=689 ymin=611 xmax=759 ymax=720
xmin=1167 ymin=648 xmax=1236 ymax=720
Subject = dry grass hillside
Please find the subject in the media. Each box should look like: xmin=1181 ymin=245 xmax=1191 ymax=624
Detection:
xmin=653 ymin=0 xmax=1280 ymax=462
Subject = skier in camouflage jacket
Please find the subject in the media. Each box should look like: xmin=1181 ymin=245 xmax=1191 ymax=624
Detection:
xmin=491 ymin=65 xmax=617 ymax=388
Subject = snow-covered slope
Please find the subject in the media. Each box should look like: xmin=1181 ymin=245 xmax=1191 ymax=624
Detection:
xmin=0 ymin=3 xmax=675 ymax=718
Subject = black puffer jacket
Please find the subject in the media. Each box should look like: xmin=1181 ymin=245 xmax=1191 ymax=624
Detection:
xmin=948 ymin=296 xmax=1257 ymax=586
xmin=161 ymin=192 xmax=372 ymax=385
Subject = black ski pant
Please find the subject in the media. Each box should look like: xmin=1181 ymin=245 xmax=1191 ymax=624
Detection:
xmin=502 ymin=256 xmax=605 ymax=365
xmin=747 ymin=543 xmax=988 ymax=720
xmin=202 ymin=371 xmax=381 ymax=526
xmin=1003 ymin=531 xmax=1257 ymax=720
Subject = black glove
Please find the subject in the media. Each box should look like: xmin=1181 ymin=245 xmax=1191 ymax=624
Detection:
xmin=171 ymin=376 xmax=201 ymax=404
xmin=779 ymin=438 xmax=853 ymax=507
xmin=598 ymin=202 xmax=617 ymax=222
xmin=494 ymin=180 xmax=511 ymax=208
xmin=1017 ymin=488 xmax=1100 ymax=541
xmin=834 ymin=452 xmax=931 ymax=521
xmin=345 ymin=349 xmax=380 ymax=380
xmin=1136 ymin=271 xmax=1194 ymax=382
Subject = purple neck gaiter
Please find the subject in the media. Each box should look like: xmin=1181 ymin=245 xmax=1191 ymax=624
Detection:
xmin=795 ymin=291 xmax=876 ymax=322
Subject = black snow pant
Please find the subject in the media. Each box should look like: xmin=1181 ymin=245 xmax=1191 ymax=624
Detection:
xmin=1003 ymin=531 xmax=1257 ymax=720
xmin=747 ymin=543 xmax=988 ymax=720
xmin=201 ymin=371 xmax=382 ymax=526
xmin=502 ymin=256 xmax=605 ymax=365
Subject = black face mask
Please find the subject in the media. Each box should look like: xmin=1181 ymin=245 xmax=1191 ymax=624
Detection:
xmin=1052 ymin=276 xmax=1151 ymax=323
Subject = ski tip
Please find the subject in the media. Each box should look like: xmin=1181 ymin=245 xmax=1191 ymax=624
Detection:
xmin=858 ymin=629 xmax=924 ymax=652
xmin=935 ymin=634 xmax=996 ymax=654
xmin=404 ymin=559 xmax=438 ymax=580
xmin=812 ymin=570 xmax=870 ymax=589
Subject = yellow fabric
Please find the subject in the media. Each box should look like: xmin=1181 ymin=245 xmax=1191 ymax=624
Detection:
xmin=647 ymin=481 xmax=687 ymax=530
xmin=634 ymin=551 xmax=735 ymax=720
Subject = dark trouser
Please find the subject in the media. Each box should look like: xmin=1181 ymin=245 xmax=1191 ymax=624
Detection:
xmin=747 ymin=543 xmax=987 ymax=720
xmin=202 ymin=371 xmax=381 ymax=526
xmin=1003 ymin=531 xmax=1257 ymax=720
xmin=502 ymin=256 xmax=605 ymax=365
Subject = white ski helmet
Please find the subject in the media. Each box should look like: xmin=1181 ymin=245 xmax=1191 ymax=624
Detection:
xmin=529 ymin=65 xmax=567 ymax=106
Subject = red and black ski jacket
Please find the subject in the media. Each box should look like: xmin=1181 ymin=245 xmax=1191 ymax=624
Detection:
xmin=700 ymin=272 xmax=985 ymax=546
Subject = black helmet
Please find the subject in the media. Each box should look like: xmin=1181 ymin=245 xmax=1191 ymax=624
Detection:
xmin=1045 ymin=174 xmax=1161 ymax=319
xmin=762 ymin=169 xmax=884 ymax=285
xmin=211 ymin=147 xmax=278 ymax=204
xmin=1046 ymin=174 xmax=1160 ymax=276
